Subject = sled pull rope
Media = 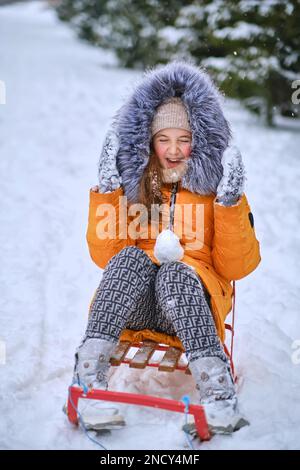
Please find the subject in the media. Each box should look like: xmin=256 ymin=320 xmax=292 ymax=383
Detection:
xmin=68 ymin=382 xmax=108 ymax=450
xmin=181 ymin=395 xmax=195 ymax=450
xmin=231 ymin=281 xmax=236 ymax=362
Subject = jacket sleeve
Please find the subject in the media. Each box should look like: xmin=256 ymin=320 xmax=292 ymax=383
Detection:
xmin=211 ymin=193 xmax=261 ymax=281
xmin=86 ymin=187 xmax=136 ymax=269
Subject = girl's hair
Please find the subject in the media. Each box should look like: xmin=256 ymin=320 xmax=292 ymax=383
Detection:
xmin=138 ymin=141 xmax=168 ymax=222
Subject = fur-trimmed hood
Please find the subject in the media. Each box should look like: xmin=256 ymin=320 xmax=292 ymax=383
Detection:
xmin=111 ymin=59 xmax=232 ymax=203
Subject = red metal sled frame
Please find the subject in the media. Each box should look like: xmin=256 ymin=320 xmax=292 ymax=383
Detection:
xmin=68 ymin=386 xmax=211 ymax=441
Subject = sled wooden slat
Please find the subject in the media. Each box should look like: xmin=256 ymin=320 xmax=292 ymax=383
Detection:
xmin=108 ymin=336 xmax=199 ymax=375
xmin=158 ymin=347 xmax=182 ymax=372
xmin=129 ymin=341 xmax=156 ymax=369
xmin=110 ymin=341 xmax=131 ymax=366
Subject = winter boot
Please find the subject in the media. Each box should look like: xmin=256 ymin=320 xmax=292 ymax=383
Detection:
xmin=65 ymin=337 xmax=126 ymax=430
xmin=72 ymin=337 xmax=117 ymax=390
xmin=183 ymin=356 xmax=249 ymax=436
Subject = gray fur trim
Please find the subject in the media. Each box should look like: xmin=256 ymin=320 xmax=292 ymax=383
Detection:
xmin=107 ymin=59 xmax=232 ymax=203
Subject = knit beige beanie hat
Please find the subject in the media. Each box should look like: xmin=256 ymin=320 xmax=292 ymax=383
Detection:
xmin=151 ymin=97 xmax=191 ymax=137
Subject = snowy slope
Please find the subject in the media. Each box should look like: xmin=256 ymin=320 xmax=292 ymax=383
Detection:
xmin=0 ymin=1 xmax=299 ymax=450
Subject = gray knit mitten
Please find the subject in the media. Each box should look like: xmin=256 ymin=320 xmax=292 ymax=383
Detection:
xmin=216 ymin=145 xmax=246 ymax=207
xmin=98 ymin=127 xmax=122 ymax=194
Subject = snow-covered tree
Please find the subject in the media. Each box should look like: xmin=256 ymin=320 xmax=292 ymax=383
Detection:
xmin=55 ymin=0 xmax=191 ymax=68
xmin=54 ymin=0 xmax=300 ymax=125
xmin=183 ymin=0 xmax=299 ymax=124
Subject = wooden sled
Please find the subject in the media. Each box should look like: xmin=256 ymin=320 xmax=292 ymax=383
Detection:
xmin=67 ymin=284 xmax=237 ymax=442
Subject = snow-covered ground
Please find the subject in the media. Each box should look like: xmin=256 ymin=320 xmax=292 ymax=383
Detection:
xmin=0 ymin=1 xmax=300 ymax=450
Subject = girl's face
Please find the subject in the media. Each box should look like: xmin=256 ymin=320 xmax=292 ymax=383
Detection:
xmin=152 ymin=128 xmax=192 ymax=169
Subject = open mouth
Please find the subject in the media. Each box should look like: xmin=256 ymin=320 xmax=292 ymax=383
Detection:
xmin=166 ymin=158 xmax=184 ymax=163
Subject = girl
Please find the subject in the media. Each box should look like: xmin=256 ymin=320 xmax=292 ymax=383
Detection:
xmin=70 ymin=60 xmax=261 ymax=435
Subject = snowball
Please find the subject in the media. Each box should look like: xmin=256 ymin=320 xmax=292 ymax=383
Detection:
xmin=153 ymin=229 xmax=184 ymax=264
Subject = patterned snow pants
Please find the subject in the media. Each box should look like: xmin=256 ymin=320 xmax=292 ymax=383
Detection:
xmin=84 ymin=246 xmax=227 ymax=363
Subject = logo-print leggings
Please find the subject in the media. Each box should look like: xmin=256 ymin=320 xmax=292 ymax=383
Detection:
xmin=84 ymin=246 xmax=227 ymax=363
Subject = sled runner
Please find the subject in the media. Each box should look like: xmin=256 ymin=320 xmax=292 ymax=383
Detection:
xmin=66 ymin=284 xmax=237 ymax=441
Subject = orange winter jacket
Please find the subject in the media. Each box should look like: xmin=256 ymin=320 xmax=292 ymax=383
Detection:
xmin=86 ymin=180 xmax=261 ymax=344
